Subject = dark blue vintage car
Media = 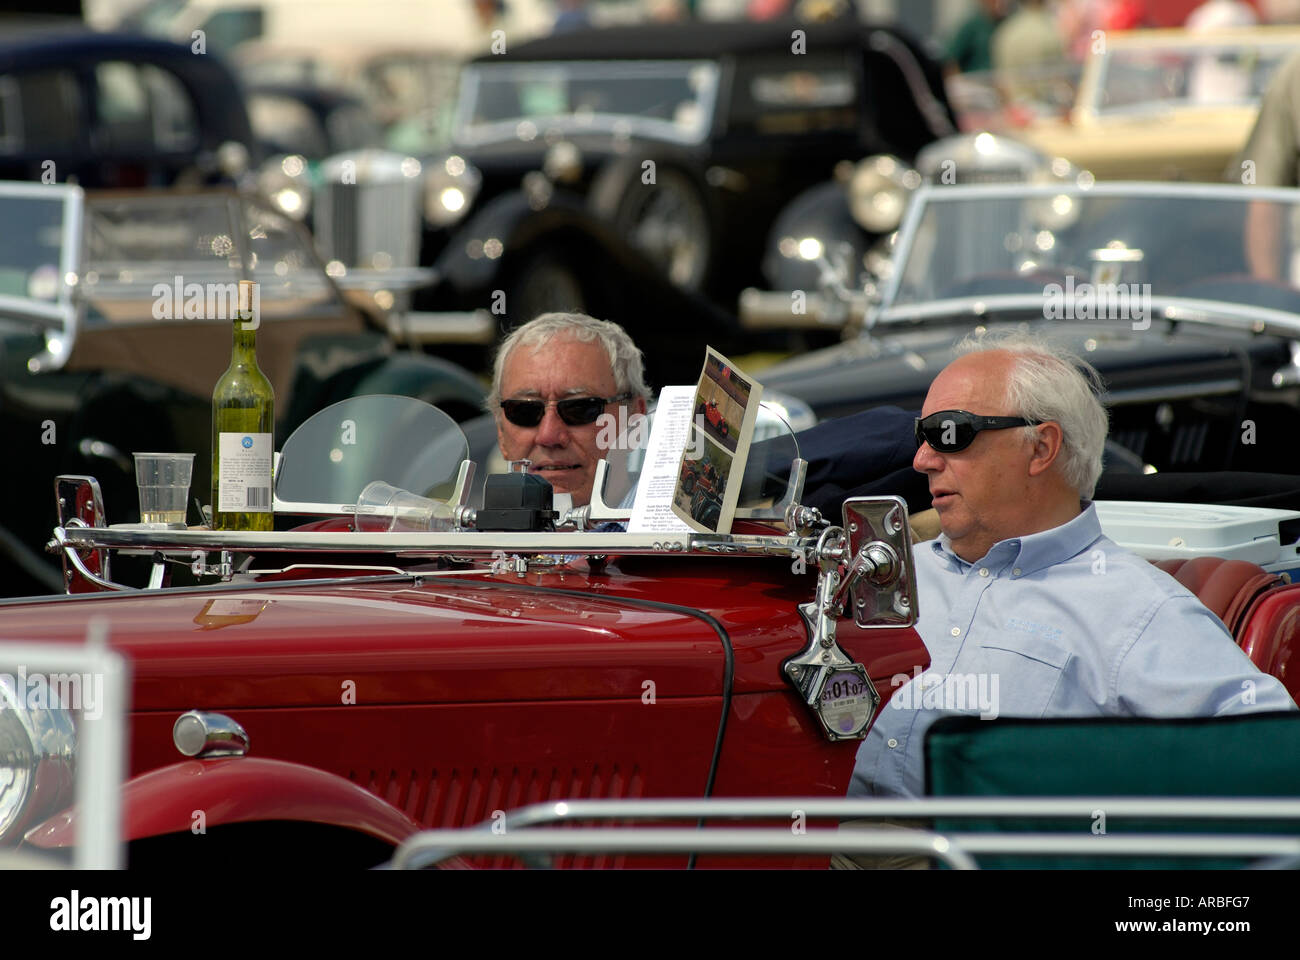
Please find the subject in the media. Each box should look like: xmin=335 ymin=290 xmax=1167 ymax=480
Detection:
xmin=0 ymin=25 xmax=260 ymax=188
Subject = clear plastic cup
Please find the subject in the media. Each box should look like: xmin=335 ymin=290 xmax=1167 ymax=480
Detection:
xmin=133 ymin=453 xmax=195 ymax=526
xmin=355 ymin=481 xmax=452 ymax=532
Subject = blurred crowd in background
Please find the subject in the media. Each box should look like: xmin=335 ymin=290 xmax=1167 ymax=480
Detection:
xmin=72 ymin=1 xmax=1300 ymax=64
xmin=945 ymin=0 xmax=1299 ymax=75
xmin=59 ymin=0 xmax=1300 ymax=145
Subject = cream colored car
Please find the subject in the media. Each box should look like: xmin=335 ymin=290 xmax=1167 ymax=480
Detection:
xmin=1015 ymin=26 xmax=1300 ymax=182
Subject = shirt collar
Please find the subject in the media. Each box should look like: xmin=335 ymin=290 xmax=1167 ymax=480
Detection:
xmin=928 ymin=502 xmax=1102 ymax=575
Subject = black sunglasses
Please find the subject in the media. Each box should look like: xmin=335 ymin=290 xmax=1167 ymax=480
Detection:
xmin=914 ymin=410 xmax=1041 ymax=453
xmin=500 ymin=393 xmax=634 ymax=428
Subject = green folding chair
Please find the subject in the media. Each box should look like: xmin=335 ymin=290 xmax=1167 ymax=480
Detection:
xmin=923 ymin=712 xmax=1300 ymax=868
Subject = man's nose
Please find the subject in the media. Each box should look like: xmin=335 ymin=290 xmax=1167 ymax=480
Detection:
xmin=534 ymin=405 xmax=571 ymax=446
xmin=913 ymin=439 xmax=941 ymax=473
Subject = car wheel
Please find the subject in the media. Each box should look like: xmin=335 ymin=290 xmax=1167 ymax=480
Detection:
xmin=590 ymin=161 xmax=711 ymax=291
xmin=720 ymin=421 xmax=728 ymax=437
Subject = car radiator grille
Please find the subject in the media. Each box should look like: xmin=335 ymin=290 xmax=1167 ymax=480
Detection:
xmin=353 ymin=763 xmax=646 ymax=869
xmin=949 ymin=166 xmax=1031 ymax=184
xmin=314 ymin=178 xmax=421 ymax=269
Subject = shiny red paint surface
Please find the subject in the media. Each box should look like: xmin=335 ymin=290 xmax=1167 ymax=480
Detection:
xmin=1239 ymin=582 xmax=1300 ymax=703
xmin=126 ymin=700 xmax=722 ymax=821
xmin=2 ymin=549 xmax=929 ymax=863
xmin=3 ymin=574 xmax=726 ymax=710
xmin=26 ymin=757 xmax=423 ymax=848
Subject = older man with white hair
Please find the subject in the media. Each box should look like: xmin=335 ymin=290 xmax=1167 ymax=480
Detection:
xmin=490 ymin=312 xmax=651 ymax=508
xmin=847 ymin=332 xmax=1295 ymax=811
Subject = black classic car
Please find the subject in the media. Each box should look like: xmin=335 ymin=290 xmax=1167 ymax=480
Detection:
xmin=761 ymin=181 xmax=1300 ymax=480
xmin=0 ymin=26 xmax=259 ymax=188
xmin=0 ymin=180 xmax=485 ymax=597
xmin=322 ymin=14 xmax=956 ymax=383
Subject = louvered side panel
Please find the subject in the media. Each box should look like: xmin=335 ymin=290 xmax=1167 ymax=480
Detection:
xmin=350 ymin=763 xmax=648 ymax=869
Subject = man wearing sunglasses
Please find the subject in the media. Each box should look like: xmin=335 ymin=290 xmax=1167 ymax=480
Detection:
xmin=838 ymin=333 xmax=1294 ymax=853
xmin=492 ymin=312 xmax=650 ymax=508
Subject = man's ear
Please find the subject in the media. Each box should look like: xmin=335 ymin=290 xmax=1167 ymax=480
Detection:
xmin=1026 ymin=421 xmax=1064 ymax=478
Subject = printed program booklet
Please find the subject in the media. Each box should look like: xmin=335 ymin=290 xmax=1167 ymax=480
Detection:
xmin=627 ymin=385 xmax=695 ymax=533
xmin=670 ymin=347 xmax=763 ymax=534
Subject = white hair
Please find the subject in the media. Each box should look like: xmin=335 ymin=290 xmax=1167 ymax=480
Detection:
xmin=955 ymin=330 xmax=1109 ymax=498
xmin=489 ymin=312 xmax=651 ymax=411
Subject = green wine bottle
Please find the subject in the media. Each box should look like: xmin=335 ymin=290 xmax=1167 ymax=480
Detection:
xmin=211 ymin=280 xmax=274 ymax=531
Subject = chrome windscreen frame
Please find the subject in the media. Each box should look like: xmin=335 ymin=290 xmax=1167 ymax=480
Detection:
xmin=51 ymin=524 xmax=814 ymax=564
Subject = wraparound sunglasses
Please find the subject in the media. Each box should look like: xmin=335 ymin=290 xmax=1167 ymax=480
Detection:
xmin=500 ymin=393 xmax=635 ymax=428
xmin=914 ymin=409 xmax=1041 ymax=453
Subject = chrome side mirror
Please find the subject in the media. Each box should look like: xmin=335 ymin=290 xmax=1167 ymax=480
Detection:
xmin=785 ymin=496 xmax=918 ymax=741
xmin=842 ymin=496 xmax=917 ymax=628
xmin=54 ymin=475 xmax=110 ymax=592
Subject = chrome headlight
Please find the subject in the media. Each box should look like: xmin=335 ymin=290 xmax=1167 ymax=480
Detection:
xmin=424 ymin=154 xmax=482 ymax=229
xmin=257 ymin=153 xmax=312 ymax=220
xmin=0 ymin=673 xmax=77 ymax=843
xmin=848 ymin=155 xmax=921 ymax=234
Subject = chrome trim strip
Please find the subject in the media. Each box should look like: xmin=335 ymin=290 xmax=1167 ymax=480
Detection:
xmin=53 ymin=527 xmax=133 ymax=593
xmin=55 ymin=527 xmax=813 ymax=560
xmin=955 ymin=835 xmax=1300 ymax=858
xmin=394 ymin=828 xmax=978 ymax=870
xmin=0 ymin=573 xmax=421 ymax=607
xmin=393 ymin=827 xmax=1300 ymax=870
xmin=393 ymin=796 xmax=1300 ymax=868
xmin=909 ymin=181 xmax=1300 ymax=202
xmin=1106 ymin=379 xmax=1243 ymax=405
xmin=488 ymin=796 xmax=1300 ymax=828
xmin=875 ymin=293 xmax=1300 ymax=338
xmin=0 ymin=295 xmax=66 ymax=325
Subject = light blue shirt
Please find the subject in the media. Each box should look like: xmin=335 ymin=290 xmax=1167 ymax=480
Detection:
xmin=849 ymin=503 xmax=1298 ymax=799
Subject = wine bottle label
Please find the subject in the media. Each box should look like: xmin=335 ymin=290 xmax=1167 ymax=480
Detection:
xmin=217 ymin=432 xmax=273 ymax=513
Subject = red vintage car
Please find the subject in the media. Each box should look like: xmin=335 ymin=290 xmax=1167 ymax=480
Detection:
xmin=4 ymin=396 xmax=1298 ymax=869
xmin=699 ymin=398 xmax=730 ymax=438
xmin=0 ymin=396 xmax=924 ymax=869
